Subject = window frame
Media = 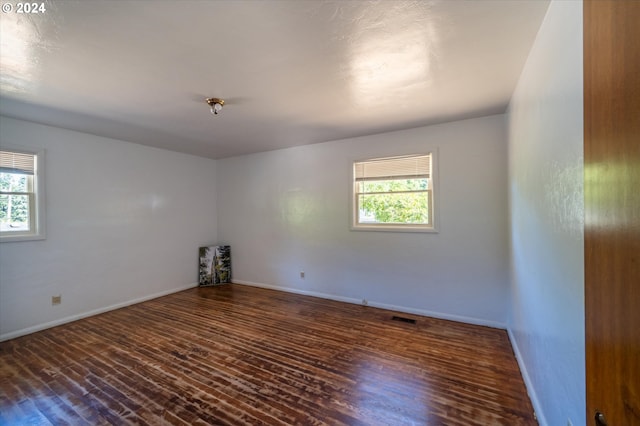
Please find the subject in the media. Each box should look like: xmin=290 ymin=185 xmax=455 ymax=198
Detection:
xmin=0 ymin=146 xmax=46 ymax=242
xmin=350 ymin=151 xmax=439 ymax=233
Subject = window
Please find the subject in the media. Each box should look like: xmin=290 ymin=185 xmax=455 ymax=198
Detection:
xmin=352 ymin=153 xmax=436 ymax=232
xmin=0 ymin=148 xmax=45 ymax=241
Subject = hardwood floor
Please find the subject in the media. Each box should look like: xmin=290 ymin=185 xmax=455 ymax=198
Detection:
xmin=0 ymin=284 xmax=536 ymax=425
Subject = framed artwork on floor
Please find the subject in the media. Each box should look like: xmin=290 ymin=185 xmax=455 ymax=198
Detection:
xmin=199 ymin=245 xmax=231 ymax=286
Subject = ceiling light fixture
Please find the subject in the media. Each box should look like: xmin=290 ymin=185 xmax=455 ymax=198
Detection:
xmin=206 ymin=97 xmax=225 ymax=115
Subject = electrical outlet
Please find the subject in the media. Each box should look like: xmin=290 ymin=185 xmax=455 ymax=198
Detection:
xmin=362 ymin=299 xmax=368 ymax=306
xmin=300 ymin=271 xmax=305 ymax=279
xmin=52 ymin=295 xmax=61 ymax=305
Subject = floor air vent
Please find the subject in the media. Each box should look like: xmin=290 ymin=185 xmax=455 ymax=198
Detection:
xmin=392 ymin=315 xmax=417 ymax=324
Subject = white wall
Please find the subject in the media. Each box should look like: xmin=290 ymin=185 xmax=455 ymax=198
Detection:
xmin=507 ymin=1 xmax=584 ymax=425
xmin=217 ymin=114 xmax=509 ymax=326
xmin=0 ymin=116 xmax=218 ymax=340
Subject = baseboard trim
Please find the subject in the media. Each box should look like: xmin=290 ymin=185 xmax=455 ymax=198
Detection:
xmin=507 ymin=327 xmax=548 ymax=426
xmin=2 ymin=279 xmax=508 ymax=341
xmin=0 ymin=283 xmax=198 ymax=342
xmin=232 ymin=279 xmax=506 ymax=330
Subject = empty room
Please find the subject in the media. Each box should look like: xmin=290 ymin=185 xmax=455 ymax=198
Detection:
xmin=1 ymin=0 xmax=638 ymax=425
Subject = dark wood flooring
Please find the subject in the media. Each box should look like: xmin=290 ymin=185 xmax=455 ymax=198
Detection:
xmin=0 ymin=284 xmax=536 ymax=425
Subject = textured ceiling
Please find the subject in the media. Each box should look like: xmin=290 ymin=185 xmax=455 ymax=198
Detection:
xmin=0 ymin=0 xmax=550 ymax=159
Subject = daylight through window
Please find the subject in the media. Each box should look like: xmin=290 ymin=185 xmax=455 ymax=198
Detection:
xmin=0 ymin=149 xmax=44 ymax=240
xmin=353 ymin=154 xmax=434 ymax=231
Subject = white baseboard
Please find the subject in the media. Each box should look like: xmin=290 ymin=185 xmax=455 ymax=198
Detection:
xmin=232 ymin=279 xmax=506 ymax=330
xmin=507 ymin=327 xmax=548 ymax=426
xmin=0 ymin=283 xmax=198 ymax=342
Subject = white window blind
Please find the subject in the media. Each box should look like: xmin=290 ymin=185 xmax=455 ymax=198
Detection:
xmin=0 ymin=150 xmax=35 ymax=175
xmin=354 ymin=154 xmax=430 ymax=182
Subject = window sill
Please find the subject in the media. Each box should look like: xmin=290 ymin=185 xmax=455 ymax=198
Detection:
xmin=350 ymin=225 xmax=439 ymax=234
xmin=0 ymin=232 xmax=46 ymax=243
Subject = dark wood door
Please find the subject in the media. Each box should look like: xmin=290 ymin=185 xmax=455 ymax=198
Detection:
xmin=584 ymin=1 xmax=640 ymax=425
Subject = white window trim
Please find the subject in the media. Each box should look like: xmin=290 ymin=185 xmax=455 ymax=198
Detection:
xmin=0 ymin=146 xmax=46 ymax=242
xmin=349 ymin=150 xmax=439 ymax=233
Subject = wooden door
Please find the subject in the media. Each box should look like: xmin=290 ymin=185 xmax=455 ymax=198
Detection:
xmin=584 ymin=0 xmax=640 ymax=425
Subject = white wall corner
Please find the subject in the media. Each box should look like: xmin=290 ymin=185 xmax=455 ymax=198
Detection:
xmin=507 ymin=327 xmax=549 ymax=426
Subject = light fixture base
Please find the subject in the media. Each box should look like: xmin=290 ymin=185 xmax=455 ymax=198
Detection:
xmin=206 ymin=98 xmax=225 ymax=107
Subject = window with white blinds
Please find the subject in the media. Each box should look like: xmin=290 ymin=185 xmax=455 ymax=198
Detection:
xmin=0 ymin=148 xmax=45 ymax=241
xmin=352 ymin=153 xmax=435 ymax=231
